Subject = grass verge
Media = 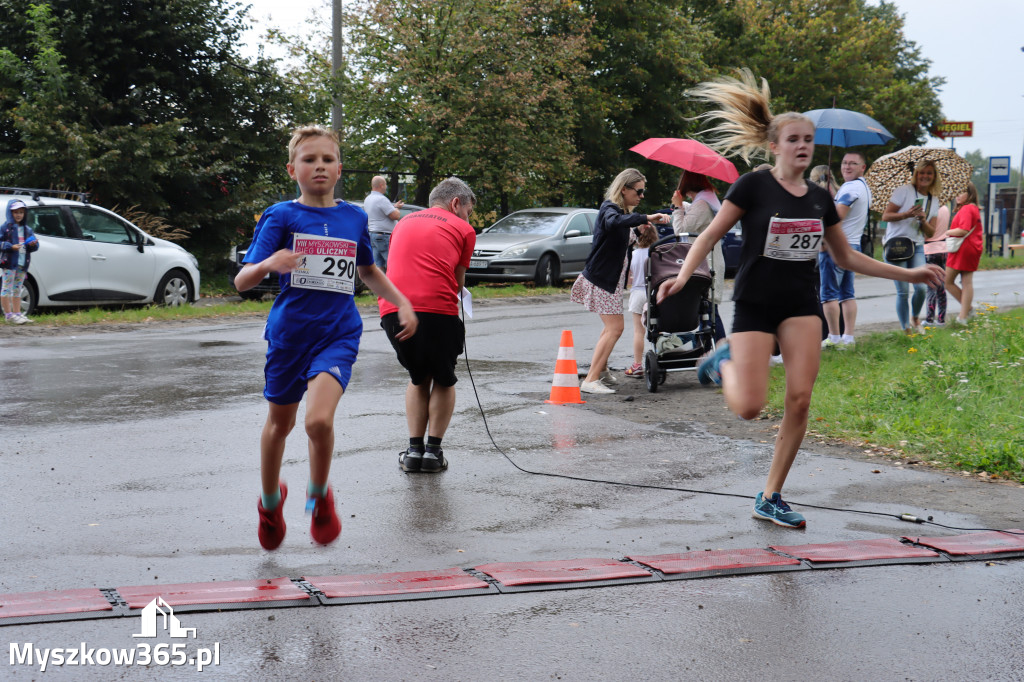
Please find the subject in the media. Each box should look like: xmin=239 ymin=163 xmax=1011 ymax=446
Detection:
xmin=764 ymin=306 xmax=1024 ymax=483
xmin=23 ymin=282 xmax=570 ymax=326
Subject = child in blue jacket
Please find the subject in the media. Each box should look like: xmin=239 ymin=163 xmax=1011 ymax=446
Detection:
xmin=1 ymin=200 xmax=40 ymax=324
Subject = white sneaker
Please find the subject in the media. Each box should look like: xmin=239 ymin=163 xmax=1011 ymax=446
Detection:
xmin=12 ymin=314 xmax=28 ymax=325
xmin=15 ymin=313 xmax=32 ymax=323
xmin=769 ymin=354 xmax=784 ymax=366
xmin=599 ymin=369 xmax=619 ymax=385
xmin=580 ymin=380 xmax=615 ymax=394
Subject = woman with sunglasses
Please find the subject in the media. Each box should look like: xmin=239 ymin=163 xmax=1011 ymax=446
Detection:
xmin=571 ymin=168 xmax=668 ymax=394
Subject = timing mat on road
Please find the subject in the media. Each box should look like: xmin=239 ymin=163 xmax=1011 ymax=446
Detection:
xmin=2 ymin=529 xmax=1023 ymax=627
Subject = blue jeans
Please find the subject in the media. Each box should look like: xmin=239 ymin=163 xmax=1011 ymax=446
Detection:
xmin=370 ymin=231 xmax=391 ymax=271
xmin=886 ymin=244 xmax=926 ymax=329
xmin=818 ymin=244 xmax=859 ymax=303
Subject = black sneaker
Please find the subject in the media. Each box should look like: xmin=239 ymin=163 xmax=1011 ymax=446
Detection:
xmin=420 ymin=449 xmax=448 ymax=473
xmin=399 ymin=449 xmax=422 ymax=472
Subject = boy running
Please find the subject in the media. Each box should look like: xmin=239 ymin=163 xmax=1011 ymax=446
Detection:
xmin=236 ymin=125 xmax=417 ymax=550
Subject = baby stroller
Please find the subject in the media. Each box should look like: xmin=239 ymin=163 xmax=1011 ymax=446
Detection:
xmin=641 ymin=234 xmax=717 ymax=392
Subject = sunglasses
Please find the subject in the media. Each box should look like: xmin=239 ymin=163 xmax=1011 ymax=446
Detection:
xmin=628 ymin=186 xmax=646 ymax=196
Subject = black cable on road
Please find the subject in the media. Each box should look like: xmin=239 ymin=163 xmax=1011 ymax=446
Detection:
xmin=459 ymin=305 xmax=1021 ymax=537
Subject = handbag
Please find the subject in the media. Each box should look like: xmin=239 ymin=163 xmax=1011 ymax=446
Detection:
xmin=946 ymin=226 xmax=974 ymax=253
xmin=883 ymin=236 xmax=915 ymax=262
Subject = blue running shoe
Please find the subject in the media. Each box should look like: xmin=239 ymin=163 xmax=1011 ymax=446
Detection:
xmin=696 ymin=343 xmax=730 ymax=386
xmin=752 ymin=492 xmax=806 ymax=528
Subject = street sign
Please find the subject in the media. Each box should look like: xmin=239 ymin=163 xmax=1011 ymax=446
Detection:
xmin=934 ymin=121 xmax=973 ymax=139
xmin=989 ymin=156 xmax=1011 ymax=184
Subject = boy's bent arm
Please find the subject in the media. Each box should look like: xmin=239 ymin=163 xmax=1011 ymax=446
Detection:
xmin=235 ymin=249 xmax=302 ymax=292
xmin=358 ymin=264 xmax=418 ymax=340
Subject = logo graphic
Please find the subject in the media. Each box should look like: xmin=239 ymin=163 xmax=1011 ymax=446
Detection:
xmin=132 ymin=598 xmax=196 ymax=639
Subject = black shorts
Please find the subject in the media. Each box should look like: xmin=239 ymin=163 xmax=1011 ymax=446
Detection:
xmin=381 ymin=312 xmax=464 ymax=387
xmin=731 ymin=298 xmax=823 ymax=335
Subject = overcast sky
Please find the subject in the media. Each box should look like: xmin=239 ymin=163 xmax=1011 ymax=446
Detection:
xmin=243 ymin=0 xmax=1024 ymax=171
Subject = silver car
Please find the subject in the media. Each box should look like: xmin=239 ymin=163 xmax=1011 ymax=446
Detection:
xmin=466 ymin=207 xmax=598 ymax=286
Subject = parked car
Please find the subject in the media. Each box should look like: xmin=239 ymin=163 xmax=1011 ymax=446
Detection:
xmin=1 ymin=188 xmax=201 ymax=316
xmin=466 ymin=207 xmax=599 ymax=286
xmin=231 ymin=199 xmax=426 ymax=299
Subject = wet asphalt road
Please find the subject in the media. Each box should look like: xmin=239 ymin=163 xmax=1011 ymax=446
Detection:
xmin=1 ymin=270 xmax=1023 ymax=680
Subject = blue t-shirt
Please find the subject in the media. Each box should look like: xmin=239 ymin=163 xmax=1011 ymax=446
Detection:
xmin=243 ymin=200 xmax=373 ymax=347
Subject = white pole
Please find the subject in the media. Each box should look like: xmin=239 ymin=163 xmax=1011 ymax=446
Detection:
xmin=332 ymin=0 xmax=344 ymax=198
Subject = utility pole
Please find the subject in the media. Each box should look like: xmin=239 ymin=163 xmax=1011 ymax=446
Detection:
xmin=332 ymin=0 xmax=344 ymax=198
xmin=1014 ymin=136 xmax=1023 ymax=248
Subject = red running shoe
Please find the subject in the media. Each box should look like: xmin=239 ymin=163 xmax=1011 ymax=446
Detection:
xmin=309 ymin=486 xmax=342 ymax=545
xmin=257 ymin=483 xmax=288 ymax=550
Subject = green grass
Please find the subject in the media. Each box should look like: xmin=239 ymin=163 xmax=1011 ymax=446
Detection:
xmin=25 ymin=281 xmax=571 ymax=326
xmin=25 ymin=300 xmax=274 ymax=326
xmin=764 ymin=307 xmax=1024 ymax=482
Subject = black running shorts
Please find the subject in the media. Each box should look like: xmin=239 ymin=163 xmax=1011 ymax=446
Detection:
xmin=381 ymin=312 xmax=464 ymax=387
xmin=731 ymin=297 xmax=823 ymax=335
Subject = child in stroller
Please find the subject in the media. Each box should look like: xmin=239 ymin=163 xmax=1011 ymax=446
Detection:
xmin=641 ymin=234 xmax=717 ymax=392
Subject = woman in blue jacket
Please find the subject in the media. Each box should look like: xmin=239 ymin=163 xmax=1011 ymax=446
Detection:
xmin=1 ymin=200 xmax=40 ymax=324
xmin=570 ymin=169 xmax=668 ymax=394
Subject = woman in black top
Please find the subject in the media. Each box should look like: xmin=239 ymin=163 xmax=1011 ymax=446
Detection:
xmin=570 ymin=168 xmax=667 ymax=394
xmin=658 ymin=70 xmax=942 ymax=528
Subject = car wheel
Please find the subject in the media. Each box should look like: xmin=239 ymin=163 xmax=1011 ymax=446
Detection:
xmin=20 ymin=277 xmax=38 ymax=317
xmin=155 ymin=269 xmax=194 ymax=307
xmin=238 ymin=289 xmax=265 ymax=301
xmin=534 ymin=254 xmax=560 ymax=286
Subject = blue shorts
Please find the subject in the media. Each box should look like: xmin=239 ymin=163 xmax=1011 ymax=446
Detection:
xmin=263 ymin=334 xmax=359 ymax=405
xmin=818 ymin=245 xmax=859 ymax=303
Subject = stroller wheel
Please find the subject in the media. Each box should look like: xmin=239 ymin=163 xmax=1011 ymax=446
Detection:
xmin=644 ymin=350 xmax=659 ymax=393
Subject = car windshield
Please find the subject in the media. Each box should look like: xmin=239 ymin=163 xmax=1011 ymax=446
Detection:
xmin=484 ymin=212 xmax=566 ymax=236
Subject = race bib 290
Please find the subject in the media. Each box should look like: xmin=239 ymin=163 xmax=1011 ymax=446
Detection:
xmin=291 ymin=234 xmax=357 ymax=294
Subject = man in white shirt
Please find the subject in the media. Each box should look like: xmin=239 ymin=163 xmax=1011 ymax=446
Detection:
xmin=822 ymin=151 xmax=871 ymax=346
xmin=363 ymin=175 xmax=404 ymax=271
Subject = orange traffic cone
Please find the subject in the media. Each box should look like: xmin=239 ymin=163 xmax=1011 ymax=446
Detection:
xmin=545 ymin=330 xmax=586 ymax=404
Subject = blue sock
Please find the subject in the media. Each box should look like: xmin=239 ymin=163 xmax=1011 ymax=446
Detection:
xmin=261 ymin=489 xmax=281 ymax=511
xmin=307 ymin=481 xmax=328 ymax=498
xmin=426 ymin=436 xmax=442 ymax=454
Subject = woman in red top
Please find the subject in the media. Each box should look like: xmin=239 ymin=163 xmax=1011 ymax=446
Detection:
xmin=944 ymin=181 xmax=983 ymax=325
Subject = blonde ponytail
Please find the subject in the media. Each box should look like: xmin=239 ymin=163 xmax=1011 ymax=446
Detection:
xmin=688 ymin=69 xmax=812 ymax=164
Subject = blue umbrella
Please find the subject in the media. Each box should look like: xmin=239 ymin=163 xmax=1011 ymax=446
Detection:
xmin=803 ymin=108 xmax=895 ymax=147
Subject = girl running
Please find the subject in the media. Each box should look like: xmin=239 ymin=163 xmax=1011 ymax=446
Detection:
xmin=658 ymin=70 xmax=943 ymax=528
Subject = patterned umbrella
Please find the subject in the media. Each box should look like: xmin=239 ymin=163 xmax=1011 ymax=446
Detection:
xmin=864 ymin=146 xmax=974 ymax=213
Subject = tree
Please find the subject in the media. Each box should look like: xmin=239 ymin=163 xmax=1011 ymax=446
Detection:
xmin=0 ymin=0 xmax=300 ymax=265
xmin=342 ymin=0 xmax=592 ymax=212
xmin=567 ymin=0 xmax=713 ymax=207
xmin=683 ymin=0 xmax=945 ymax=169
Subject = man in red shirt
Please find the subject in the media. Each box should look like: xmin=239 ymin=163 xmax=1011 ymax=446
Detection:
xmin=379 ymin=177 xmax=477 ymax=473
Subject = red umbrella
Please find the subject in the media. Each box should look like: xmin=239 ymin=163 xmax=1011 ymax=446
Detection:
xmin=629 ymin=138 xmax=740 ymax=183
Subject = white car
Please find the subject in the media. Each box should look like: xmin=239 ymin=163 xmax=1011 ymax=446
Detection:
xmin=1 ymin=189 xmax=200 ymax=316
